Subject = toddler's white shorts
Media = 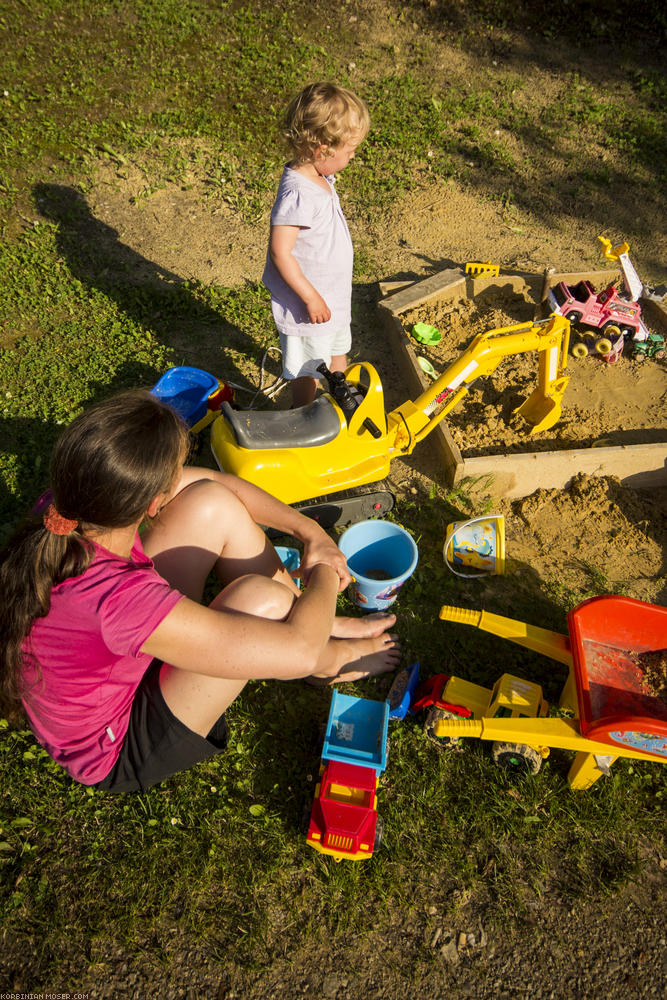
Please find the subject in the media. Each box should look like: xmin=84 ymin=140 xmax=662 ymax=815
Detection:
xmin=280 ymin=327 xmax=352 ymax=380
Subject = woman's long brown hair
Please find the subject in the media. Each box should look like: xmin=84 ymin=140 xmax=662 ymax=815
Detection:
xmin=0 ymin=389 xmax=189 ymax=710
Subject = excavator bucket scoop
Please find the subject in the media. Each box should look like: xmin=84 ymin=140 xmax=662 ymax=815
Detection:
xmin=514 ymin=375 xmax=569 ymax=434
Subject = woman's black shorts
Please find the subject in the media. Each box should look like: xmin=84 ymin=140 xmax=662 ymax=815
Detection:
xmin=95 ymin=660 xmax=228 ymax=794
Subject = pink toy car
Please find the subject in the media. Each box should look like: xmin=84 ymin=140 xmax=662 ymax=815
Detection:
xmin=549 ymin=280 xmax=642 ymax=361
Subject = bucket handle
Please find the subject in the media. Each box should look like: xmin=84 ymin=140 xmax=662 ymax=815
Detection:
xmin=443 ymin=516 xmax=501 ymax=579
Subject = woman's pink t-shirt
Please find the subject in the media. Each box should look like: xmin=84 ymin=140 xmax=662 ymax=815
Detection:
xmin=22 ymin=535 xmax=184 ymax=785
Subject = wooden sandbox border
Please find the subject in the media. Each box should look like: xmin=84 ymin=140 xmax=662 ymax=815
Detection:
xmin=378 ymin=267 xmax=667 ymax=499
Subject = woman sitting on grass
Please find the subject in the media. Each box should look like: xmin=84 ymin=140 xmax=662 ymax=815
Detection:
xmin=0 ymin=390 xmax=400 ymax=793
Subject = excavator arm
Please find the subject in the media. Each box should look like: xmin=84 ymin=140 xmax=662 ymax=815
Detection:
xmin=387 ymin=314 xmax=571 ymax=454
xmin=598 ymin=235 xmax=644 ymax=302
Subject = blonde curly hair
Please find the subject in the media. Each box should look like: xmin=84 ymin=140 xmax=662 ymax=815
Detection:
xmin=282 ymin=82 xmax=370 ymax=164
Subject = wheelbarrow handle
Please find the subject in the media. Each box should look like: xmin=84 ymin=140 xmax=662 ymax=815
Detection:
xmin=439 ymin=605 xmax=573 ymax=667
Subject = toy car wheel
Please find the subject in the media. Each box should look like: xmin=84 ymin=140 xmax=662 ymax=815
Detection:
xmin=602 ymin=323 xmax=622 ymax=342
xmin=656 ymin=349 xmax=665 ymax=359
xmin=373 ymin=814 xmax=384 ymax=852
xmin=571 ymin=340 xmax=590 ymax=359
xmin=424 ymin=708 xmax=461 ymax=748
xmin=566 ymin=311 xmax=582 ymax=327
xmin=594 ymin=337 xmax=613 ymax=356
xmin=491 ymin=741 xmax=542 ymax=776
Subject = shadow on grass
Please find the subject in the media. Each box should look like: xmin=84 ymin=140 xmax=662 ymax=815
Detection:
xmin=32 ymin=183 xmax=260 ymax=388
xmin=0 ymin=359 xmax=183 ymax=540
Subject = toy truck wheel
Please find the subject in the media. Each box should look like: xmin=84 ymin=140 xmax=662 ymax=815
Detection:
xmin=373 ymin=814 xmax=384 ymax=852
xmin=424 ymin=708 xmax=461 ymax=747
xmin=594 ymin=337 xmax=613 ymax=356
xmin=566 ymin=311 xmax=582 ymax=327
xmin=571 ymin=340 xmax=590 ymax=359
xmin=491 ymin=741 xmax=542 ymax=776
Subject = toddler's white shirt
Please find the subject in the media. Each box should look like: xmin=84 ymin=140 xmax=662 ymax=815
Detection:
xmin=262 ymin=166 xmax=353 ymax=338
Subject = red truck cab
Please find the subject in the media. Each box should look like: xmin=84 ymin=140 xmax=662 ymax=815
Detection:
xmin=307 ymin=759 xmax=380 ymax=861
xmin=550 ymin=280 xmax=641 ymax=337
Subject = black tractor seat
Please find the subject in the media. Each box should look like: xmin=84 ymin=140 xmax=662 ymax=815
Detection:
xmin=220 ymin=398 xmax=342 ymax=450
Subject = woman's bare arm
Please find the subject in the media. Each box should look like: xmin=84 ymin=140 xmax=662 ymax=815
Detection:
xmin=141 ymin=563 xmax=340 ymax=681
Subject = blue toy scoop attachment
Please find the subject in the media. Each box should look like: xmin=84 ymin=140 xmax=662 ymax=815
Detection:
xmin=150 ymin=366 xmax=219 ymax=428
xmin=387 ymin=662 xmax=420 ymax=720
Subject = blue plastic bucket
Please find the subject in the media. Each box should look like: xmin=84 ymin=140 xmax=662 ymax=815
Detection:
xmin=338 ymin=520 xmax=418 ymax=611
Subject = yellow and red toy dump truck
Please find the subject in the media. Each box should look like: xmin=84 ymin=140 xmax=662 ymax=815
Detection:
xmin=412 ymin=596 xmax=667 ymax=790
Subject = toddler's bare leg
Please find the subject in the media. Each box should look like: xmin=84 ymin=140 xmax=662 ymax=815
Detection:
xmin=291 ymin=375 xmax=318 ymax=407
xmin=330 ymin=353 xmax=347 ymax=373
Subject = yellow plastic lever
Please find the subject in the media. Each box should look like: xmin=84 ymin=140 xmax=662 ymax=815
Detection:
xmin=598 ymin=235 xmax=630 ymax=261
xmin=439 ymin=605 xmax=573 ymax=667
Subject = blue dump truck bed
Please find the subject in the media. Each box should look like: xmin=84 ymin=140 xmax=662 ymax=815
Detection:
xmin=321 ymin=691 xmax=389 ymax=776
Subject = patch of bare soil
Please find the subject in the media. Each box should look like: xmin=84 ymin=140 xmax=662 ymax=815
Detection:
xmin=60 ymin=857 xmax=666 ymax=1000
xmin=400 ymin=292 xmax=667 ymax=456
xmin=490 ymin=473 xmax=667 ymax=607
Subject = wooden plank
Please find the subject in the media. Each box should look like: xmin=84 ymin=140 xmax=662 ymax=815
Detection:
xmin=458 ymin=442 xmax=667 ymax=499
xmin=543 ymin=268 xmax=621 ymax=292
xmin=378 ymin=279 xmax=415 ymax=297
xmin=468 ymin=271 xmax=545 ymax=304
xmin=642 ymin=298 xmax=667 ymax=331
xmin=380 ymin=268 xmax=466 ymax=315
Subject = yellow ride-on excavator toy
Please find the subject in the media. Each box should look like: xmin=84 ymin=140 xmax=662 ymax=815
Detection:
xmin=147 ymin=313 xmax=567 ymax=527
xmin=204 ymin=314 xmax=571 ymax=526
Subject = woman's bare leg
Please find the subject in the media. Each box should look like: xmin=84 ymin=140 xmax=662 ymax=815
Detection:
xmin=142 ymin=478 xmax=397 ymax=638
xmin=159 ymin=574 xmax=296 ymax=736
xmin=159 ymin=572 xmax=401 ymax=733
xmin=143 ymin=479 xmax=401 ymax=731
xmin=142 ymin=478 xmax=299 ymax=601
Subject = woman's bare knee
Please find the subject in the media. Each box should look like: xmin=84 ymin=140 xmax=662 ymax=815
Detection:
xmin=214 ymin=574 xmax=296 ymax=620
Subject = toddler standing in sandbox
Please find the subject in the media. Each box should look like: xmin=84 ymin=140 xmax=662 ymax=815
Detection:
xmin=262 ymin=82 xmax=370 ymax=408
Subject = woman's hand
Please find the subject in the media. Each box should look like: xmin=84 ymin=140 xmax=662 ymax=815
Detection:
xmin=300 ymin=531 xmax=351 ymax=591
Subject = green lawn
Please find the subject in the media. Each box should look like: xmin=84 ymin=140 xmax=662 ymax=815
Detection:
xmin=0 ymin=0 xmax=665 ymax=990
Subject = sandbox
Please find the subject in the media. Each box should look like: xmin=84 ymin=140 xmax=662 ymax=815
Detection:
xmin=378 ymin=266 xmax=667 ymax=499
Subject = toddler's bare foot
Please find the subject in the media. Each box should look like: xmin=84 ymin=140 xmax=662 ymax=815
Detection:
xmin=330 ymin=612 xmax=396 ymax=640
xmin=309 ymin=632 xmax=401 ymax=686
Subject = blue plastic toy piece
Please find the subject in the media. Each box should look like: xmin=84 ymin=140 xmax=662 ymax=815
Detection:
xmin=387 ymin=662 xmax=421 ymax=721
xmin=321 ymin=691 xmax=389 ymax=776
xmin=150 ymin=366 xmax=219 ymax=428
xmin=275 ymin=546 xmax=301 ymax=574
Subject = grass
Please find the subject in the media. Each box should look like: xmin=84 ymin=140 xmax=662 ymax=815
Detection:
xmin=0 ymin=0 xmax=666 ymax=991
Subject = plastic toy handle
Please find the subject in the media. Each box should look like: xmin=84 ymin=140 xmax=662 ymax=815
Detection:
xmin=362 ymin=417 xmax=382 ymax=438
xmin=440 ymin=606 xmax=483 ymax=626
xmin=439 ymin=605 xmax=573 ymax=667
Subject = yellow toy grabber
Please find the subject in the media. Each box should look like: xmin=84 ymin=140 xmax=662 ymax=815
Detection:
xmin=439 ymin=605 xmax=573 ymax=667
xmin=438 ymin=605 xmax=580 ymax=717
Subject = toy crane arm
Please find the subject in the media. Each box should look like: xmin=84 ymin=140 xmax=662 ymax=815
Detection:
xmin=439 ymin=604 xmax=573 ymax=667
xmin=598 ymin=236 xmax=644 ymax=302
xmin=387 ymin=314 xmax=570 ymax=455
